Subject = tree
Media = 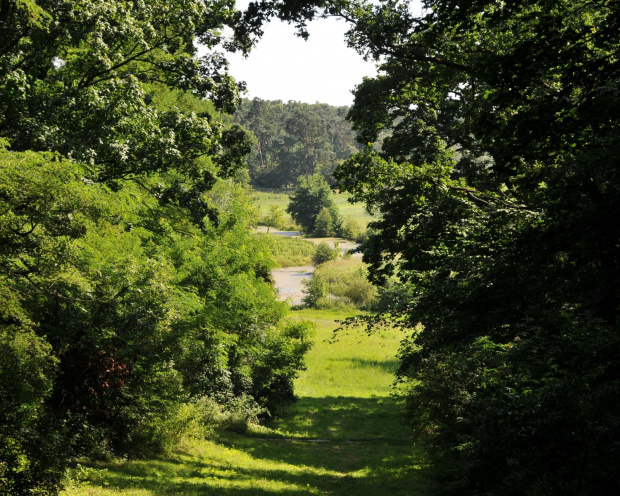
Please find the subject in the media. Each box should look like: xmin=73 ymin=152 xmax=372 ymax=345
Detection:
xmin=0 ymin=0 xmax=252 ymax=230
xmin=335 ymin=0 xmax=620 ymax=494
xmin=0 ymin=2 xmax=315 ymax=493
xmin=263 ymin=204 xmax=286 ymax=233
xmin=313 ymin=207 xmax=335 ymax=237
xmin=234 ymin=99 xmax=360 ymax=187
xmin=286 ymin=174 xmax=340 ymax=234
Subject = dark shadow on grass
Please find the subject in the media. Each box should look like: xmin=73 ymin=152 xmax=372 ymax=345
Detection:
xmin=328 ymin=357 xmax=401 ymax=374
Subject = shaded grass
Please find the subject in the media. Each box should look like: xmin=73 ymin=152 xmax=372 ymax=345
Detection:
xmin=62 ymin=308 xmax=432 ymax=496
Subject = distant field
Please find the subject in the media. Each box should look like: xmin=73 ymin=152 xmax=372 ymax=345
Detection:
xmin=253 ymin=187 xmax=375 ymax=227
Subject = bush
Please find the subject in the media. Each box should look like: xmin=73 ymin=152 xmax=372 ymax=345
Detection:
xmin=262 ymin=204 xmax=287 ymax=232
xmin=313 ymin=207 xmax=335 ymax=237
xmin=312 ymin=241 xmax=340 ymax=265
xmin=0 ymin=324 xmax=69 ymax=496
xmin=301 ymin=276 xmax=329 ymax=307
xmin=373 ymin=279 xmax=416 ymax=312
xmin=250 ymin=321 xmax=314 ymax=416
xmin=304 ymin=259 xmax=378 ymax=309
xmin=340 ymin=217 xmax=363 ymax=242
xmin=184 ymin=395 xmax=266 ymax=435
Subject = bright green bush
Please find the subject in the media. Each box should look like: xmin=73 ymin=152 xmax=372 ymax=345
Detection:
xmin=340 ymin=217 xmax=363 ymax=242
xmin=312 ymin=241 xmax=340 ymax=265
xmin=301 ymin=259 xmax=378 ymax=309
xmin=301 ymin=276 xmax=329 ymax=308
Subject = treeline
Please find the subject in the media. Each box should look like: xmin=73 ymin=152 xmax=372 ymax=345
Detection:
xmin=0 ymin=2 xmax=311 ymax=495
xmin=234 ymin=99 xmax=360 ymax=188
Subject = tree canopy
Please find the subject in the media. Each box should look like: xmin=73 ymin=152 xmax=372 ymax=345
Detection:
xmin=287 ymin=173 xmax=341 ymax=235
xmin=335 ymin=0 xmax=620 ymax=493
xmin=235 ymin=98 xmax=360 ymax=187
xmin=0 ymin=2 xmax=314 ymax=494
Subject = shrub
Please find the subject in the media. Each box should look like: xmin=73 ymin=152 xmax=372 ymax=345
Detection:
xmin=340 ymin=217 xmax=363 ymax=242
xmin=262 ymin=204 xmax=287 ymax=232
xmin=313 ymin=259 xmax=378 ymax=309
xmin=185 ymin=395 xmax=266 ymax=435
xmin=313 ymin=207 xmax=335 ymax=237
xmin=250 ymin=321 xmax=314 ymax=416
xmin=301 ymin=276 xmax=329 ymax=307
xmin=312 ymin=242 xmax=340 ymax=265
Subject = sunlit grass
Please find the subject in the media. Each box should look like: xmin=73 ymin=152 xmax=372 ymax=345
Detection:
xmin=288 ymin=308 xmax=402 ymax=399
xmin=252 ymin=188 xmax=374 ymax=228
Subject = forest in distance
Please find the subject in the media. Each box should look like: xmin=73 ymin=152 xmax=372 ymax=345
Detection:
xmin=1 ymin=1 xmax=619 ymax=496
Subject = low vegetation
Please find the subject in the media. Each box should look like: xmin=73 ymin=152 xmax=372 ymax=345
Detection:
xmin=253 ymin=187 xmax=373 ymax=233
xmin=258 ymin=234 xmax=317 ymax=267
xmin=303 ymin=259 xmax=378 ymax=310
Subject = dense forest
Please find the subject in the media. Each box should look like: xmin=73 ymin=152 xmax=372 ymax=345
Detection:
xmin=234 ymin=99 xmax=360 ymax=188
xmin=1 ymin=0 xmax=619 ymax=495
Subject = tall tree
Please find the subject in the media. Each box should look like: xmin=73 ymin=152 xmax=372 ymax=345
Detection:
xmin=0 ymin=2 xmax=314 ymax=494
xmin=287 ymin=173 xmax=340 ymax=235
xmin=335 ymin=0 xmax=620 ymax=494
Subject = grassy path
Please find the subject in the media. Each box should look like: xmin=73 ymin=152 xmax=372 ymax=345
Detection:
xmin=62 ymin=309 xmax=429 ymax=496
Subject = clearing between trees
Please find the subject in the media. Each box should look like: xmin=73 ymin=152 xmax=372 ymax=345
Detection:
xmin=61 ymin=308 xmax=431 ymax=496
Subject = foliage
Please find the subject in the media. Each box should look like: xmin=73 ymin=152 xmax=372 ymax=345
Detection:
xmin=311 ymin=259 xmax=377 ymax=309
xmin=313 ymin=207 xmax=336 ymax=237
xmin=301 ymin=277 xmax=329 ymax=308
xmin=334 ymin=0 xmax=620 ymax=494
xmin=250 ymin=320 xmax=315 ymax=416
xmin=234 ymin=99 xmax=360 ymax=187
xmin=262 ymin=204 xmax=287 ymax=232
xmin=287 ymin=174 xmax=341 ymax=235
xmin=252 ymin=186 xmax=373 ymax=230
xmin=339 ymin=217 xmax=364 ymax=243
xmin=60 ymin=307 xmax=425 ymax=496
xmin=312 ymin=241 xmax=340 ymax=266
xmin=0 ymin=2 xmax=314 ymax=493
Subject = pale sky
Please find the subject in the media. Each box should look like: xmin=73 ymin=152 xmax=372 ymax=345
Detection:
xmin=224 ymin=15 xmax=378 ymax=107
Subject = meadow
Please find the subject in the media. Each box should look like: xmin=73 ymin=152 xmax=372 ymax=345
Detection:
xmin=257 ymin=234 xmax=317 ymax=267
xmin=252 ymin=187 xmax=375 ymax=228
xmin=60 ymin=307 xmax=432 ymax=496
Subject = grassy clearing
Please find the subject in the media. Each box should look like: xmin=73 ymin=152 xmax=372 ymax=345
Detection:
xmin=258 ymin=234 xmax=317 ymax=268
xmin=253 ymin=187 xmax=374 ymax=228
xmin=61 ymin=308 xmax=431 ymax=496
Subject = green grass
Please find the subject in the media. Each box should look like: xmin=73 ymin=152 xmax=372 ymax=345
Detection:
xmin=258 ymin=234 xmax=317 ymax=267
xmin=61 ymin=308 xmax=432 ymax=496
xmin=253 ymin=187 xmax=374 ymax=228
